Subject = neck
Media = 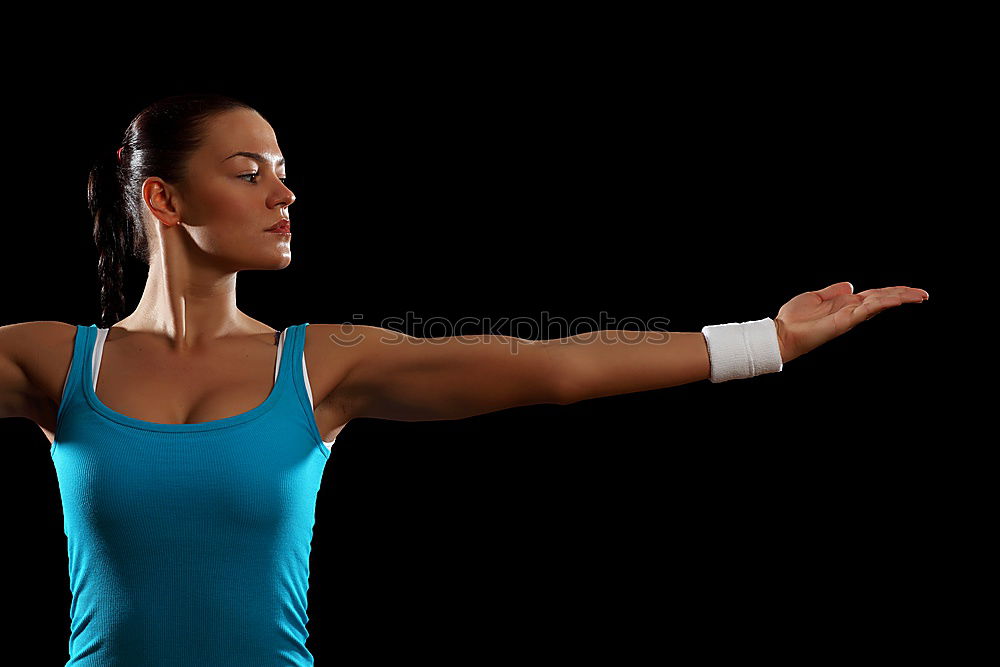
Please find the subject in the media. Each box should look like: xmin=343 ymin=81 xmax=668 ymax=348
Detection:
xmin=114 ymin=250 xmax=252 ymax=352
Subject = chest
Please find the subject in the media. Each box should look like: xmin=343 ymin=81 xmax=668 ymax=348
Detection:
xmin=33 ymin=326 xmax=346 ymax=447
xmin=96 ymin=351 xmax=278 ymax=425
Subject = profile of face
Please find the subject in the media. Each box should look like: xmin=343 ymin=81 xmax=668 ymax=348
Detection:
xmin=144 ymin=108 xmax=296 ymax=272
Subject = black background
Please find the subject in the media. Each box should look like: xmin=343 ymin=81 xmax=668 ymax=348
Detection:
xmin=2 ymin=21 xmax=959 ymax=665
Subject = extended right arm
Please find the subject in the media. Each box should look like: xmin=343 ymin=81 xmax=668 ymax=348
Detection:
xmin=0 ymin=321 xmax=76 ymax=423
xmin=1 ymin=322 xmax=41 ymax=420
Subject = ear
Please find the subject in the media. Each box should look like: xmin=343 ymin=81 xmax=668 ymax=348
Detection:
xmin=141 ymin=177 xmax=183 ymax=227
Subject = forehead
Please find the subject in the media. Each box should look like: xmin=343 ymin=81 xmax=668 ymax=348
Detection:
xmin=200 ymin=109 xmax=283 ymax=164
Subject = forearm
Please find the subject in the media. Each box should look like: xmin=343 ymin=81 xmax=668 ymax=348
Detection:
xmin=546 ymin=330 xmax=710 ymax=404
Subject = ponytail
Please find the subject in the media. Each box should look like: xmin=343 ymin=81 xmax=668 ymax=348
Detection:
xmin=87 ymin=143 xmax=133 ymax=329
xmin=86 ymin=93 xmax=255 ymax=328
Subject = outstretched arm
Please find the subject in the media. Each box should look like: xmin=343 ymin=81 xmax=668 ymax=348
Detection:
xmin=313 ymin=324 xmax=711 ymax=423
xmin=318 ymin=282 xmax=929 ymax=423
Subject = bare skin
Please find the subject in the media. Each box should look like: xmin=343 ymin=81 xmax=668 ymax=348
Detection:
xmin=0 ymin=106 xmax=931 ymax=445
xmin=304 ymin=281 xmax=929 ymax=422
xmin=0 ymin=109 xmax=351 ymax=443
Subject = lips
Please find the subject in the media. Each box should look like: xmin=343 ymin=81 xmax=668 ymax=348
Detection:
xmin=266 ymin=219 xmax=291 ymax=232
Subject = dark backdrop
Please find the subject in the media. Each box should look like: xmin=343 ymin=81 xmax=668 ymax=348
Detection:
xmin=2 ymin=32 xmax=954 ymax=665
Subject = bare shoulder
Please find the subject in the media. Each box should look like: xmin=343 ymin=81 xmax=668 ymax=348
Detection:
xmin=1 ymin=320 xmax=79 ymax=420
xmin=303 ymin=324 xmax=406 ymax=408
xmin=1 ymin=320 xmax=78 ymax=363
xmin=305 ymin=323 xmax=411 ymax=365
xmin=303 ymin=323 xmax=373 ymax=374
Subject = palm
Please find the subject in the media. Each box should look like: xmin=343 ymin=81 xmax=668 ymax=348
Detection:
xmin=774 ymin=281 xmax=929 ymax=364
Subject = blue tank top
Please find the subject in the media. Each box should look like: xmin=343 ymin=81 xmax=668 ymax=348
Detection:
xmin=49 ymin=322 xmax=331 ymax=666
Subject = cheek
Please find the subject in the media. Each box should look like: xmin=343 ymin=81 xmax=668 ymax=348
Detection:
xmin=208 ymin=190 xmax=249 ymax=217
xmin=190 ymin=183 xmax=256 ymax=225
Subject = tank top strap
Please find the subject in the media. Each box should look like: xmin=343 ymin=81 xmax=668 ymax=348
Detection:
xmin=55 ymin=324 xmax=97 ymax=433
xmin=274 ymin=326 xmax=289 ymax=385
xmin=54 ymin=323 xmax=331 ymax=458
xmin=283 ymin=322 xmax=313 ymax=414
xmin=280 ymin=322 xmax=332 ymax=456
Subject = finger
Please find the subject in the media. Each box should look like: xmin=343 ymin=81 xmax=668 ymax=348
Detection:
xmin=813 ymin=281 xmax=855 ymax=301
xmin=838 ymin=297 xmax=880 ymax=331
xmin=856 ymin=286 xmax=929 ymax=301
xmin=852 ymin=295 xmax=904 ymax=324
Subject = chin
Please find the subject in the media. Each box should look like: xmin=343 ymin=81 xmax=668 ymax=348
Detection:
xmin=246 ymin=255 xmax=292 ymax=271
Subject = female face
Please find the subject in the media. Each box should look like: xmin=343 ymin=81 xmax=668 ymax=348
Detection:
xmin=149 ymin=108 xmax=297 ymax=271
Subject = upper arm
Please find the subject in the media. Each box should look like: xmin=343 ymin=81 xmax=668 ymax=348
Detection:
xmin=307 ymin=324 xmax=568 ymax=423
xmin=0 ymin=321 xmax=77 ymax=422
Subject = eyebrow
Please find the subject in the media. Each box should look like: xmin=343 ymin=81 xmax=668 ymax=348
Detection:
xmin=222 ymin=151 xmax=285 ymax=167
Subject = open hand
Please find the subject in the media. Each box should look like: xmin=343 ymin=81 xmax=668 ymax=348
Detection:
xmin=774 ymin=281 xmax=929 ymax=364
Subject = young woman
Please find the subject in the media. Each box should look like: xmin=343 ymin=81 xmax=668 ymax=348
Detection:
xmin=0 ymin=93 xmax=929 ymax=666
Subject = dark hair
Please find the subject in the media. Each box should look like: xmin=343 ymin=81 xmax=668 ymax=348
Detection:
xmin=86 ymin=93 xmax=256 ymax=328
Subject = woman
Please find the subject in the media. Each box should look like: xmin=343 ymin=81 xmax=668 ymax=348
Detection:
xmin=0 ymin=93 xmax=929 ymax=665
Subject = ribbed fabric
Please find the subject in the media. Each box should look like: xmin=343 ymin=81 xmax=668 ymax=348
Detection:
xmin=50 ymin=323 xmax=331 ymax=666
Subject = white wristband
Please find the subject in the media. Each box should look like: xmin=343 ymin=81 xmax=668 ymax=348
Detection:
xmin=700 ymin=317 xmax=784 ymax=383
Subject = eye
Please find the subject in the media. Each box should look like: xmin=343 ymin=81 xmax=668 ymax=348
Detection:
xmin=239 ymin=173 xmax=288 ymax=184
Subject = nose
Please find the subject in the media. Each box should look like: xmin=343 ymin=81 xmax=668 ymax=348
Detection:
xmin=272 ymin=181 xmax=295 ymax=208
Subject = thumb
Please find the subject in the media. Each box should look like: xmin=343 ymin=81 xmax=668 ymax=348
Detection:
xmin=813 ymin=281 xmax=854 ymax=301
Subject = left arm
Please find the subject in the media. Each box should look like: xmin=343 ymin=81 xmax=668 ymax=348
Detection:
xmin=546 ymin=330 xmax=711 ymax=404
xmin=547 ymin=279 xmax=931 ymax=400
xmin=315 ymin=324 xmax=710 ymax=423
xmin=315 ymin=282 xmax=929 ymax=423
